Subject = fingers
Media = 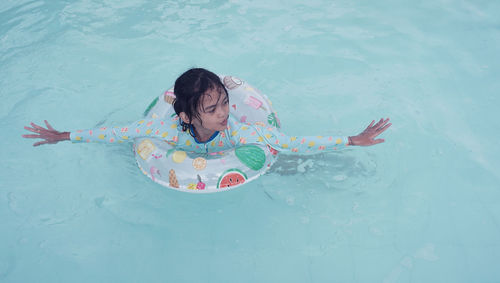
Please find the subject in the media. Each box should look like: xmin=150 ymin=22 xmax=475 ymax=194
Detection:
xmin=30 ymin=122 xmax=45 ymax=131
xmin=373 ymin=118 xmax=385 ymax=129
xmin=365 ymin=118 xmax=388 ymax=131
xmin=25 ymin=121 xmax=58 ymax=136
xmin=23 ymin=121 xmax=59 ymax=146
xmin=357 ymin=118 xmax=391 ymax=146
xmin=44 ymin=120 xmax=55 ymax=131
xmin=24 ymin=126 xmax=39 ymax=133
xmin=377 ymin=122 xmax=392 ymax=134
xmin=370 ymin=123 xmax=391 ymax=139
xmin=33 ymin=140 xmax=48 ymax=147
xmin=372 ymin=138 xmax=385 ymax=145
xmin=373 ymin=118 xmax=390 ymax=131
xmin=364 ymin=120 xmax=375 ymax=131
xmin=22 ymin=134 xmax=41 ymax=139
xmin=363 ymin=118 xmax=389 ymax=133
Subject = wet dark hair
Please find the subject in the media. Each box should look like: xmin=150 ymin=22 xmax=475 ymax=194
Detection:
xmin=173 ymin=68 xmax=228 ymax=132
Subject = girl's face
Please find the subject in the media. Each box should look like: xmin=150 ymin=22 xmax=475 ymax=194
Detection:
xmin=191 ymin=87 xmax=229 ymax=138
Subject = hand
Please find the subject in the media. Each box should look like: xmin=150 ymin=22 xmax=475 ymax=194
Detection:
xmin=22 ymin=120 xmax=70 ymax=146
xmin=349 ymin=118 xmax=391 ymax=146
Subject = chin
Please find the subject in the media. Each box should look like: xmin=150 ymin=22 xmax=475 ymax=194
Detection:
xmin=214 ymin=124 xmax=227 ymax=132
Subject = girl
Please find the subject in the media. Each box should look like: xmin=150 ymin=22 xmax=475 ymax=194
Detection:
xmin=23 ymin=68 xmax=391 ymax=154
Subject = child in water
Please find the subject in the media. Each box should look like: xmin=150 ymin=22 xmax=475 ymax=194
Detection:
xmin=23 ymin=68 xmax=391 ymax=154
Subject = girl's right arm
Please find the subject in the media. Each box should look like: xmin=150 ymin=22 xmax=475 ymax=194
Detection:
xmin=70 ymin=118 xmax=176 ymax=144
xmin=23 ymin=118 xmax=179 ymax=146
xmin=23 ymin=120 xmax=70 ymax=146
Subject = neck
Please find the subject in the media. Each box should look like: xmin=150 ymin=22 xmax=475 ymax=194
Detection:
xmin=191 ymin=126 xmax=217 ymax=143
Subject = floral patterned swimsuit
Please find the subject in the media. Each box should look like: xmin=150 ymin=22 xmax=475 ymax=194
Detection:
xmin=70 ymin=114 xmax=350 ymax=154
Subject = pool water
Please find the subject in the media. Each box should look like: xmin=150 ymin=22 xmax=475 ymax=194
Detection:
xmin=1 ymin=0 xmax=500 ymax=282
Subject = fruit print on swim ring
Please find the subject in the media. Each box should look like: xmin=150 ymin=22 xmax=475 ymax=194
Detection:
xmin=217 ymin=168 xmax=247 ymax=189
xmin=133 ymin=75 xmax=280 ymax=193
xmin=235 ymin=145 xmax=266 ymax=171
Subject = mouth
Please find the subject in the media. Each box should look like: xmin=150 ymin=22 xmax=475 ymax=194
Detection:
xmin=220 ymin=117 xmax=228 ymax=126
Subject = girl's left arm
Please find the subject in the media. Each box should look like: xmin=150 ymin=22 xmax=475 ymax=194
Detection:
xmin=232 ymin=118 xmax=391 ymax=153
xmin=348 ymin=118 xmax=391 ymax=146
xmin=231 ymin=123 xmax=349 ymax=154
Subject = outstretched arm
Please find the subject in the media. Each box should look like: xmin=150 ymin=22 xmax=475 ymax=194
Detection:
xmin=23 ymin=118 xmax=181 ymax=146
xmin=22 ymin=120 xmax=70 ymax=146
xmin=232 ymin=117 xmax=391 ymax=154
xmin=348 ymin=118 xmax=391 ymax=146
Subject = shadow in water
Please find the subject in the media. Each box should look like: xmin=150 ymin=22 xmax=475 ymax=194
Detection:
xmin=268 ymin=151 xmax=378 ymax=191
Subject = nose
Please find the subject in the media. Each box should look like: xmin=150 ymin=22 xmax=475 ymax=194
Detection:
xmin=217 ymin=104 xmax=229 ymax=117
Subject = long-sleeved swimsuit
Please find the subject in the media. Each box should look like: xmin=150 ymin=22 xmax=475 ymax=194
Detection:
xmin=70 ymin=114 xmax=350 ymax=154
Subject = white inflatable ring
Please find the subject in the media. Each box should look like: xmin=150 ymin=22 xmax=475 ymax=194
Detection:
xmin=134 ymin=76 xmax=280 ymax=193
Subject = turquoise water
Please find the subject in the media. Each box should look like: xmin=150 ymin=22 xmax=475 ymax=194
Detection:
xmin=1 ymin=0 xmax=500 ymax=282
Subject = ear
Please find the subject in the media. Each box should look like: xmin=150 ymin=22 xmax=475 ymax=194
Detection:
xmin=179 ymin=112 xmax=190 ymax=124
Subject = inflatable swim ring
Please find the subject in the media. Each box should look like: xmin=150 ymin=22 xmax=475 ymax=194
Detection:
xmin=134 ymin=75 xmax=280 ymax=193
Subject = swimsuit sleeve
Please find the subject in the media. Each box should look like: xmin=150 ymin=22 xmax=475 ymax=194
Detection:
xmin=230 ymin=123 xmax=350 ymax=154
xmin=69 ymin=118 xmax=180 ymax=144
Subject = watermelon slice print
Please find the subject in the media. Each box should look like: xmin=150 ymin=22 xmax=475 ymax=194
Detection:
xmin=235 ymin=145 xmax=266 ymax=170
xmin=217 ymin=169 xmax=248 ymax=189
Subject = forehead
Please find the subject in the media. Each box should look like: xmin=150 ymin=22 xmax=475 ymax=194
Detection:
xmin=200 ymin=87 xmax=226 ymax=106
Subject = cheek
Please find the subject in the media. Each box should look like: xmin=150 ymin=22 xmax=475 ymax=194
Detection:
xmin=196 ymin=113 xmax=207 ymax=124
xmin=201 ymin=113 xmax=216 ymax=124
